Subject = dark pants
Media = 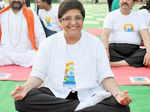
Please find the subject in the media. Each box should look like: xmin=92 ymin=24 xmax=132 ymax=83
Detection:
xmin=109 ymin=43 xmax=146 ymax=67
xmin=40 ymin=19 xmax=57 ymax=37
xmin=15 ymin=87 xmax=130 ymax=112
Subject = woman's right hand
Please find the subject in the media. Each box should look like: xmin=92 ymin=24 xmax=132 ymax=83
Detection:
xmin=115 ymin=90 xmax=132 ymax=105
xmin=11 ymin=85 xmax=30 ymax=101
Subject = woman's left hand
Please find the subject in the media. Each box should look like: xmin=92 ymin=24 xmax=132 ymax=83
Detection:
xmin=115 ymin=90 xmax=132 ymax=105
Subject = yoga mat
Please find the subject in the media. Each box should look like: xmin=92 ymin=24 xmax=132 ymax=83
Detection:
xmin=112 ymin=66 xmax=150 ymax=85
xmin=0 ymin=81 xmax=24 ymax=112
xmin=0 ymin=65 xmax=150 ymax=86
xmin=120 ymin=85 xmax=150 ymax=112
xmin=87 ymin=28 xmax=103 ymax=36
xmin=0 ymin=65 xmax=31 ymax=81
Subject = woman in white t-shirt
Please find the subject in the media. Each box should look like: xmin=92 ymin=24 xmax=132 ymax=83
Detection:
xmin=11 ymin=0 xmax=132 ymax=112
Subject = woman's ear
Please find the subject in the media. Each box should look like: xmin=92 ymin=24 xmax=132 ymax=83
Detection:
xmin=58 ymin=19 xmax=63 ymax=29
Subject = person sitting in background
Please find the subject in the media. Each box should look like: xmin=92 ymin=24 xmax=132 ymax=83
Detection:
xmin=38 ymin=0 xmax=61 ymax=37
xmin=138 ymin=0 xmax=150 ymax=32
xmin=11 ymin=0 xmax=132 ymax=112
xmin=0 ymin=0 xmax=46 ymax=67
xmin=0 ymin=0 xmax=5 ymax=10
xmin=102 ymin=0 xmax=150 ymax=67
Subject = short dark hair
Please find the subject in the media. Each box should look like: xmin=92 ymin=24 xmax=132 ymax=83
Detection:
xmin=58 ymin=0 xmax=85 ymax=19
xmin=41 ymin=0 xmax=52 ymax=5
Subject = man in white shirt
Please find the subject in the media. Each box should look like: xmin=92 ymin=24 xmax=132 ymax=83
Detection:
xmin=102 ymin=0 xmax=150 ymax=67
xmin=38 ymin=0 xmax=61 ymax=37
xmin=11 ymin=0 xmax=132 ymax=112
xmin=0 ymin=0 xmax=46 ymax=67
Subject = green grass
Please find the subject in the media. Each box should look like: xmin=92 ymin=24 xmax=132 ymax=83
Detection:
xmin=120 ymin=86 xmax=150 ymax=112
xmin=1 ymin=81 xmax=150 ymax=112
xmin=0 ymin=81 xmax=24 ymax=112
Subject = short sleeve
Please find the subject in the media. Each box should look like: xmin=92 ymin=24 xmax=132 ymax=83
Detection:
xmin=137 ymin=10 xmax=149 ymax=30
xmin=30 ymin=39 xmax=50 ymax=81
xmin=103 ymin=13 xmax=113 ymax=29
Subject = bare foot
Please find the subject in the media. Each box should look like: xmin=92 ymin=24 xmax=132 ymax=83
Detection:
xmin=110 ymin=60 xmax=129 ymax=67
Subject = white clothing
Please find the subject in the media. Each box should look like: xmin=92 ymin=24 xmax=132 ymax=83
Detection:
xmin=0 ymin=8 xmax=46 ymax=67
xmin=104 ymin=9 xmax=148 ymax=45
xmin=31 ymin=31 xmax=114 ymax=110
xmin=34 ymin=3 xmax=38 ymax=14
xmin=38 ymin=6 xmax=61 ymax=32
xmin=0 ymin=1 xmax=4 ymax=9
xmin=138 ymin=9 xmax=150 ymax=32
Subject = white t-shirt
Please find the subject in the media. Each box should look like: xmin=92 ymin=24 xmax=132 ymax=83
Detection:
xmin=138 ymin=9 xmax=150 ymax=32
xmin=104 ymin=9 xmax=148 ymax=45
xmin=38 ymin=6 xmax=61 ymax=32
xmin=31 ymin=31 xmax=114 ymax=110
xmin=63 ymin=44 xmax=77 ymax=90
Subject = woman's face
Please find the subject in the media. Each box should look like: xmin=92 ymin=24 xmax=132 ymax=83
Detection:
xmin=59 ymin=9 xmax=84 ymax=36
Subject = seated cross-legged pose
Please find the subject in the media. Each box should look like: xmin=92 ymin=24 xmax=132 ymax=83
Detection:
xmin=11 ymin=0 xmax=132 ymax=112
xmin=102 ymin=0 xmax=150 ymax=67
xmin=0 ymin=0 xmax=46 ymax=67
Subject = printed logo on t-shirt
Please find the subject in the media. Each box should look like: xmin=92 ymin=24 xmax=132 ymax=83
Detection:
xmin=63 ymin=61 xmax=76 ymax=86
xmin=123 ymin=24 xmax=134 ymax=32
xmin=45 ymin=16 xmax=52 ymax=26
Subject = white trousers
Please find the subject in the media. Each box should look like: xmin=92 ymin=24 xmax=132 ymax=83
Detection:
xmin=0 ymin=47 xmax=36 ymax=67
